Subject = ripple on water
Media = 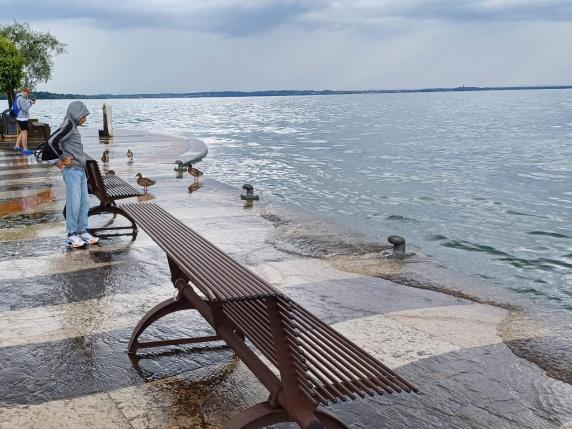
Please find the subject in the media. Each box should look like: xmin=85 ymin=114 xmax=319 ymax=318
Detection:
xmin=385 ymin=214 xmax=419 ymax=223
xmin=426 ymin=234 xmax=448 ymax=241
xmin=441 ymin=239 xmax=511 ymax=257
xmin=505 ymin=209 xmax=548 ymax=218
xmin=527 ymin=230 xmax=571 ymax=239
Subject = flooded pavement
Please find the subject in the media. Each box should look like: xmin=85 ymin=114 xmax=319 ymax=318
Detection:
xmin=0 ymin=129 xmax=571 ymax=428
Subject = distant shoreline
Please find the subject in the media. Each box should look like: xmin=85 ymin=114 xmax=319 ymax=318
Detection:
xmin=3 ymin=85 xmax=572 ymax=100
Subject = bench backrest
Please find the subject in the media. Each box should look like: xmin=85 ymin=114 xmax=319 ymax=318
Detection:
xmin=85 ymin=159 xmax=108 ymax=202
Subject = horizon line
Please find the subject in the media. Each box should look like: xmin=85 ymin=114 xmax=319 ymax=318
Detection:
xmin=8 ymin=84 xmax=572 ymax=99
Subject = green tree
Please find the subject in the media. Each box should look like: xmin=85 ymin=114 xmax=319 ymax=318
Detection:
xmin=0 ymin=36 xmax=24 ymax=108
xmin=0 ymin=21 xmax=66 ymax=104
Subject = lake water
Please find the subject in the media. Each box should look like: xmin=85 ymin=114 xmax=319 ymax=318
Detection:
xmin=32 ymin=91 xmax=572 ymax=313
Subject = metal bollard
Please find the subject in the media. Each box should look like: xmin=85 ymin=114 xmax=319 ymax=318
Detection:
xmin=241 ymin=184 xmax=259 ymax=200
xmin=388 ymin=235 xmax=406 ymax=256
xmin=174 ymin=160 xmax=186 ymax=179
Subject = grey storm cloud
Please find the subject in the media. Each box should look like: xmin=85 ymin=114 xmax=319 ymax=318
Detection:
xmin=0 ymin=0 xmax=315 ymax=36
xmin=1 ymin=0 xmax=572 ymax=36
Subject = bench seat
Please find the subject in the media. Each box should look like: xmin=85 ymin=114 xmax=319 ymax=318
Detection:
xmin=102 ymin=174 xmax=142 ymax=199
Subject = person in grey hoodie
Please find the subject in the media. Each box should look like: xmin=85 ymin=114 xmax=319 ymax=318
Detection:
xmin=47 ymin=101 xmax=99 ymax=248
xmin=14 ymin=87 xmax=36 ymax=155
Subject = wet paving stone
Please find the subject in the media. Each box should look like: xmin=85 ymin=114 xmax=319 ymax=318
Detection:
xmin=0 ymin=235 xmax=63 ymax=261
xmin=283 ymin=276 xmax=470 ymax=323
xmin=324 ymin=344 xmax=572 ymax=429
xmin=0 ymin=183 xmax=53 ymax=194
xmin=0 ymin=320 xmax=233 ymax=406
xmin=0 ymin=259 xmax=170 ymax=311
xmin=0 ymin=209 xmax=63 ymax=229
xmin=0 ymin=171 xmax=56 ymax=181
xmin=0 ymin=160 xmax=37 ymax=168
xmin=0 ymin=164 xmax=49 ymax=172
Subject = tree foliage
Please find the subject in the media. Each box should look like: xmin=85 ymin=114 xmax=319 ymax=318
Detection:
xmin=0 ymin=36 xmax=25 ymax=106
xmin=0 ymin=21 xmax=67 ymax=91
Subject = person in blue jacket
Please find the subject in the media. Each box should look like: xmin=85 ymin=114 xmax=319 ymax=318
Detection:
xmin=14 ymin=87 xmax=36 ymax=155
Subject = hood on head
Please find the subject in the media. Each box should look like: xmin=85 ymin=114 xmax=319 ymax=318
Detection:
xmin=66 ymin=101 xmax=90 ymax=124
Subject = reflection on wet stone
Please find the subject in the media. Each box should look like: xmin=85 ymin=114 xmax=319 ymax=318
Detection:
xmin=0 ymin=260 xmax=169 ymax=311
xmin=0 ymin=209 xmax=62 ymax=229
xmin=0 ymin=320 xmax=233 ymax=406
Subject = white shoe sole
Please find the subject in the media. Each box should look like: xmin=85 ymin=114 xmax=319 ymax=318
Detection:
xmin=66 ymin=241 xmax=86 ymax=248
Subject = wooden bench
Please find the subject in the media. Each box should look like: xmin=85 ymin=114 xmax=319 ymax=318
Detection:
xmin=122 ymin=202 xmax=417 ymax=428
xmin=62 ymin=159 xmax=143 ymax=239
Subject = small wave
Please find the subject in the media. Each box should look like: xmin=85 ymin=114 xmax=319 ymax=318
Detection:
xmin=385 ymin=214 xmax=419 ymax=223
xmin=505 ymin=210 xmax=547 ymax=218
xmin=426 ymin=234 xmax=447 ymax=241
xmin=475 ymin=273 xmax=495 ymax=280
xmin=262 ymin=207 xmax=387 ymax=258
xmin=497 ymin=256 xmax=572 ymax=271
xmin=441 ymin=240 xmax=511 ymax=257
xmin=527 ymin=231 xmax=570 ymax=239
xmin=510 ymin=287 xmax=558 ymax=299
xmin=537 ymin=258 xmax=572 ymax=269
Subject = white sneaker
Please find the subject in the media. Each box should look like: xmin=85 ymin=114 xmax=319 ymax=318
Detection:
xmin=79 ymin=232 xmax=99 ymax=244
xmin=66 ymin=234 xmax=86 ymax=248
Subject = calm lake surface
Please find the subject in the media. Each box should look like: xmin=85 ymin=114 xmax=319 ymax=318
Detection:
xmin=33 ymin=91 xmax=572 ymax=312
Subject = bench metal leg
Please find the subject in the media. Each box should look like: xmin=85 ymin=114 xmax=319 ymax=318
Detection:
xmin=127 ymin=297 xmax=221 ymax=354
xmin=88 ymin=205 xmax=138 ymax=240
xmin=227 ymin=402 xmax=289 ymax=429
xmin=314 ymin=407 xmax=350 ymax=429
xmin=227 ymin=402 xmax=348 ymax=429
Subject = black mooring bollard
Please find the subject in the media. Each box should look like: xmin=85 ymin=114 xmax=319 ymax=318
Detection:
xmin=388 ymin=235 xmax=406 ymax=256
xmin=241 ymin=184 xmax=259 ymax=200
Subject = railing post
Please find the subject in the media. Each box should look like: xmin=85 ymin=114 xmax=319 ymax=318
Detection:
xmin=99 ymin=103 xmax=114 ymax=137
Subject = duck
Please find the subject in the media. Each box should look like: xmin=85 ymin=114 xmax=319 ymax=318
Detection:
xmin=101 ymin=150 xmax=109 ymax=163
xmin=127 ymin=149 xmax=134 ymax=163
xmin=135 ymin=173 xmax=156 ymax=194
xmin=188 ymin=164 xmax=203 ymax=183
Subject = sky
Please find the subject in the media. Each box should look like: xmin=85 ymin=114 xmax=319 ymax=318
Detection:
xmin=1 ymin=0 xmax=571 ymax=94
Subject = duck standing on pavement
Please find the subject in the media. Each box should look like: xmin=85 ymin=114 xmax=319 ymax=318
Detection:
xmin=188 ymin=164 xmax=203 ymax=183
xmin=135 ymin=173 xmax=155 ymax=194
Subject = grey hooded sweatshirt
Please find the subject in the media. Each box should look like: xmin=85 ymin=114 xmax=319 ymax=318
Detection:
xmin=15 ymin=92 xmax=33 ymax=121
xmin=47 ymin=101 xmax=90 ymax=170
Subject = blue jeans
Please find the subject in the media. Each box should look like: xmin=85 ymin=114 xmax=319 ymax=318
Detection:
xmin=62 ymin=167 xmax=90 ymax=235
